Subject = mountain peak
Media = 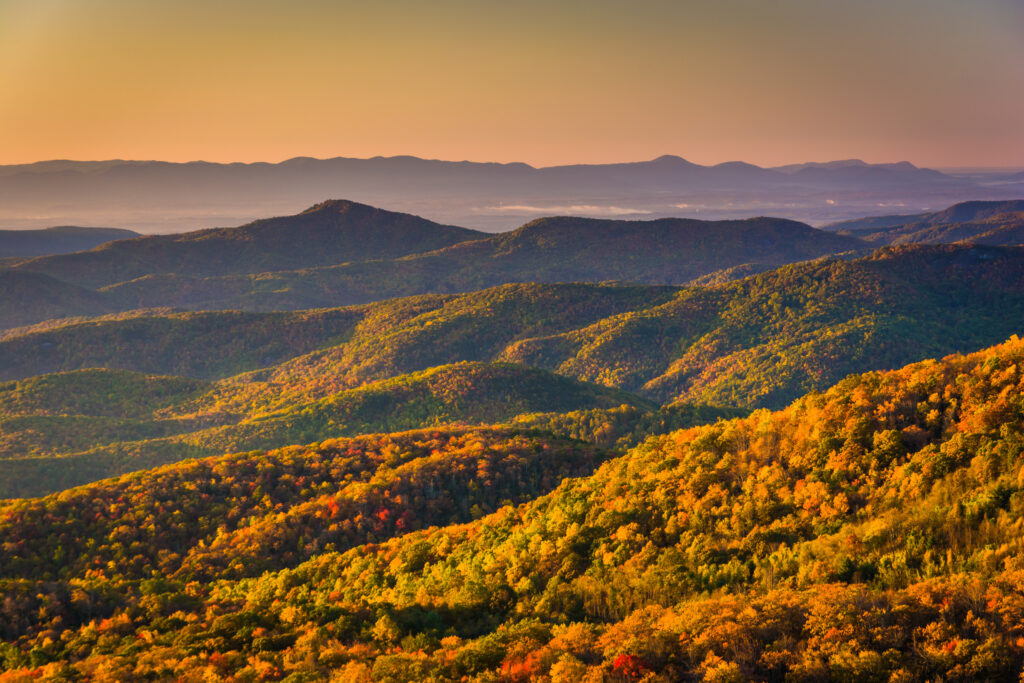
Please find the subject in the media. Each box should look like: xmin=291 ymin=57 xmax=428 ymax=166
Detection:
xmin=649 ymin=154 xmax=697 ymax=166
xmin=299 ymin=198 xmax=376 ymax=214
xmin=11 ymin=200 xmax=486 ymax=290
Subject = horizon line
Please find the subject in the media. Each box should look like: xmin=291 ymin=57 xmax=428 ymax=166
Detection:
xmin=0 ymin=153 xmax=959 ymax=172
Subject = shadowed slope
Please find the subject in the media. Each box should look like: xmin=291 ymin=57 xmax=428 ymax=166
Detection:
xmin=0 ymin=226 xmax=139 ymax=258
xmin=0 ymin=307 xmax=366 ymax=381
xmin=830 ymin=199 xmax=1024 ymax=244
xmin=0 ymin=270 xmax=117 ymax=329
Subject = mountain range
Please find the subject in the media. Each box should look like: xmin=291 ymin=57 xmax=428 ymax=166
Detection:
xmin=7 ymin=198 xmax=1024 ymax=335
xmin=2 ymin=155 xmax=1020 ymax=231
xmin=0 ymin=200 xmax=864 ymax=329
xmin=5 ymin=193 xmax=1024 ymax=679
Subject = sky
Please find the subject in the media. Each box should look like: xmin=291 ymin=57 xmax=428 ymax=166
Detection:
xmin=1 ymin=0 xmax=1023 ymax=168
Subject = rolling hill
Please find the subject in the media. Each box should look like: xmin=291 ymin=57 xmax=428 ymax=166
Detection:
xmin=5 ymin=244 xmax=1024 ymax=415
xmin=77 ymin=246 xmax=1024 ymax=408
xmin=0 ymin=361 xmax=656 ymax=497
xmin=0 ymin=427 xmax=612 ymax=583
xmin=0 ymin=283 xmax=671 ymax=382
xmin=91 ymin=212 xmax=866 ymax=313
xmin=0 ymin=368 xmax=207 ymax=419
xmin=4 ymin=333 xmax=1024 ymax=679
xmin=504 ymin=243 xmax=1024 ymax=406
xmin=0 ymin=270 xmax=117 ymax=330
xmin=828 ymin=199 xmax=1024 ymax=244
xmin=0 ymin=202 xmax=866 ymax=329
xmin=0 ymin=307 xmax=366 ymax=381
xmin=856 ymin=211 xmax=1024 ymax=246
xmin=9 ymin=200 xmax=484 ymax=289
xmin=6 ymin=243 xmax=1024 ymax=498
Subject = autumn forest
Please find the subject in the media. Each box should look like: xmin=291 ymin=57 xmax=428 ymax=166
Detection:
xmin=2 ymin=197 xmax=1024 ymax=682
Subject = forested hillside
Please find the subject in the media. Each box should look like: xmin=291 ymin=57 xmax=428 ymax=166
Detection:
xmin=5 ymin=334 xmax=1024 ymax=679
xmin=3 ymin=0 xmax=1023 ymax=671
xmin=0 ymin=307 xmax=368 ymax=381
xmin=0 ymin=271 xmax=117 ymax=330
xmin=6 ymin=245 xmax=1024 ymax=408
xmin=850 ymin=211 xmax=1024 ymax=246
xmin=0 ymin=362 xmax=656 ymax=497
xmin=508 ymin=243 xmax=1024 ymax=406
xmin=828 ymin=199 xmax=1024 ymax=233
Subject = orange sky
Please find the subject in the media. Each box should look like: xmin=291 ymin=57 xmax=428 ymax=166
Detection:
xmin=1 ymin=0 xmax=1023 ymax=167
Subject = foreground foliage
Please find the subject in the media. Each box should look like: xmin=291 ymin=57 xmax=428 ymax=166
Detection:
xmin=5 ymin=337 xmax=1024 ymax=679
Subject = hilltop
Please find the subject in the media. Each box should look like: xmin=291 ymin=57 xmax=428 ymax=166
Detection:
xmin=9 ymin=200 xmax=484 ymax=289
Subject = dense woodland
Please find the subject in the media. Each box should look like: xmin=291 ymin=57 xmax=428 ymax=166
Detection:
xmin=4 ymin=198 xmax=1024 ymax=679
xmin=5 ymin=334 xmax=1024 ymax=679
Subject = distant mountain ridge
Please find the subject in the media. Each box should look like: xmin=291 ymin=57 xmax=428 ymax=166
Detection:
xmin=0 ymin=154 xmax=952 ymax=187
xmin=1 ymin=154 xmax=1013 ymax=231
xmin=7 ymin=197 xmax=1023 ymax=337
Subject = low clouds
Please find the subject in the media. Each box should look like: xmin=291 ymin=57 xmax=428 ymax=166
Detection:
xmin=482 ymin=204 xmax=653 ymax=216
